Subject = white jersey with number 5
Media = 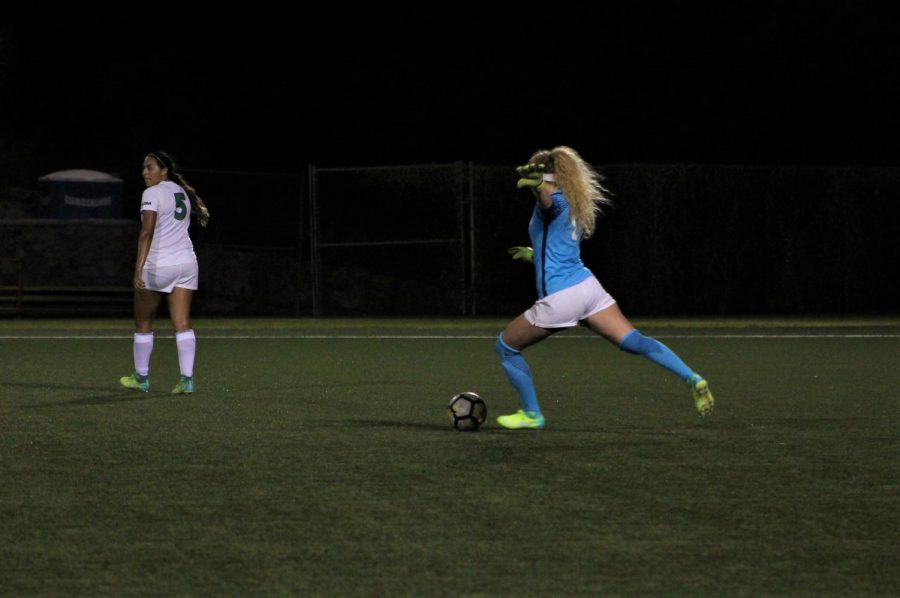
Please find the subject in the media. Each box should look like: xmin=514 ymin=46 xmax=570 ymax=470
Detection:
xmin=140 ymin=180 xmax=196 ymax=267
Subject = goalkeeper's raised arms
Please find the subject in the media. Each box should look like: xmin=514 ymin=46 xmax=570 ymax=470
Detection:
xmin=508 ymin=246 xmax=534 ymax=263
xmin=516 ymin=163 xmax=545 ymax=191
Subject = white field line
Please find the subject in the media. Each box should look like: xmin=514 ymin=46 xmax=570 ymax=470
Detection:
xmin=0 ymin=333 xmax=897 ymax=340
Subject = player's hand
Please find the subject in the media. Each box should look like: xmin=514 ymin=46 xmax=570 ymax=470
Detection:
xmin=508 ymin=246 xmax=534 ymax=263
xmin=516 ymin=163 xmax=545 ymax=191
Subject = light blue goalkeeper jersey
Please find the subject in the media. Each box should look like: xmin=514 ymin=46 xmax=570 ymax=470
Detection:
xmin=528 ymin=190 xmax=593 ymax=299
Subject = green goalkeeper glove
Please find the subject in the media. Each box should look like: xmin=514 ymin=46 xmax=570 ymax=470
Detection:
xmin=508 ymin=246 xmax=534 ymax=263
xmin=516 ymin=163 xmax=545 ymax=191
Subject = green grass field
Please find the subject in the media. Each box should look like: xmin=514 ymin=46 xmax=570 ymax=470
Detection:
xmin=1 ymin=317 xmax=897 ymax=596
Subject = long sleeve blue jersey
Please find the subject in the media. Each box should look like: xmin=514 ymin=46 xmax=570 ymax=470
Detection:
xmin=528 ymin=191 xmax=593 ymax=298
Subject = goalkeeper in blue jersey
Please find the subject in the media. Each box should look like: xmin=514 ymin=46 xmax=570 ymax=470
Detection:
xmin=495 ymin=146 xmax=714 ymax=429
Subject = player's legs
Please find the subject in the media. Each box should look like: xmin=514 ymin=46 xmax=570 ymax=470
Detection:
xmin=167 ymin=286 xmax=193 ymax=333
xmin=168 ymin=287 xmax=196 ymax=394
xmin=583 ymin=302 xmax=696 ymax=378
xmin=581 ymin=304 xmax=714 ymax=415
xmin=495 ymin=315 xmax=557 ymax=429
xmin=579 ymin=302 xmax=634 ymax=345
xmin=133 ymin=288 xmax=161 ymax=333
xmin=497 ymin=279 xmax=613 ymax=429
xmin=121 ymin=289 xmax=160 ymax=391
xmin=500 ymin=313 xmax=556 ymax=351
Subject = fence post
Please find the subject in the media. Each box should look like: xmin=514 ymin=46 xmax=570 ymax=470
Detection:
xmin=308 ymin=164 xmax=321 ymax=317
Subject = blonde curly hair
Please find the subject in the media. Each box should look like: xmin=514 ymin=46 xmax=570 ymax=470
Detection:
xmin=528 ymin=146 xmax=610 ymax=239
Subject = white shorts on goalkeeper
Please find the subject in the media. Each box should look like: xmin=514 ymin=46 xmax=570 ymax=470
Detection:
xmin=524 ymin=275 xmax=616 ymax=329
xmin=142 ymin=260 xmax=199 ymax=293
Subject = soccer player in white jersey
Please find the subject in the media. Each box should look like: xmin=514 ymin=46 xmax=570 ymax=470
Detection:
xmin=120 ymin=150 xmax=210 ymax=395
xmin=496 ymin=146 xmax=714 ymax=429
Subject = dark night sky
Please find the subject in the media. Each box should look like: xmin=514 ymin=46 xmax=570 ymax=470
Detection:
xmin=2 ymin=4 xmax=898 ymax=178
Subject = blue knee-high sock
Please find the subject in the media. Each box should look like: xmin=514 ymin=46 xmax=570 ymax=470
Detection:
xmin=619 ymin=329 xmax=697 ymax=382
xmin=495 ymin=334 xmax=542 ymax=415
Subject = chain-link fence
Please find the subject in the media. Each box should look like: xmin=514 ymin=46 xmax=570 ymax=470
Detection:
xmin=4 ymin=163 xmax=896 ymax=317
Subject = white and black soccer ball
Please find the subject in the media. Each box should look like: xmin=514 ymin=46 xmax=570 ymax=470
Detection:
xmin=447 ymin=392 xmax=487 ymax=431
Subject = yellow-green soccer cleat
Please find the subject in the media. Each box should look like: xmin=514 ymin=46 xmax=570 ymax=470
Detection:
xmin=171 ymin=375 xmax=194 ymax=395
xmin=691 ymin=376 xmax=714 ymax=416
xmin=497 ymin=409 xmax=545 ymax=430
xmin=120 ymin=373 xmax=149 ymax=393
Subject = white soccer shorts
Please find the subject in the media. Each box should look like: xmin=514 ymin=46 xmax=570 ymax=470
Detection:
xmin=524 ymin=275 xmax=616 ymax=328
xmin=142 ymin=260 xmax=199 ymax=293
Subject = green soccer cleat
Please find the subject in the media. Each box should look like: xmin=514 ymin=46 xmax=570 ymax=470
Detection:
xmin=120 ymin=373 xmax=149 ymax=393
xmin=171 ymin=376 xmax=194 ymax=395
xmin=497 ymin=409 xmax=545 ymax=430
xmin=691 ymin=376 xmax=714 ymax=416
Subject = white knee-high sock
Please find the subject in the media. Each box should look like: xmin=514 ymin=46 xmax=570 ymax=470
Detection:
xmin=133 ymin=332 xmax=154 ymax=377
xmin=175 ymin=329 xmax=196 ymax=378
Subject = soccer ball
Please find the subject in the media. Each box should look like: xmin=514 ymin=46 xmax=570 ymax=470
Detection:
xmin=447 ymin=392 xmax=487 ymax=431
